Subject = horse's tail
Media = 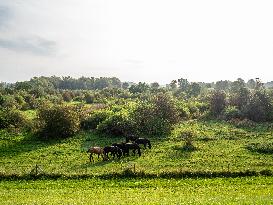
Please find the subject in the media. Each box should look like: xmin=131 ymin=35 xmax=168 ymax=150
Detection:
xmin=147 ymin=140 xmax=151 ymax=149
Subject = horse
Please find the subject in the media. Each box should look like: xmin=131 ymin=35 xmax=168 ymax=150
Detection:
xmin=112 ymin=142 xmax=127 ymax=157
xmin=123 ymin=142 xmax=141 ymax=157
xmin=125 ymin=134 xmax=138 ymax=143
xmin=87 ymin=146 xmax=106 ymax=162
xmin=103 ymin=146 xmax=123 ymax=159
xmin=134 ymin=138 xmax=151 ymax=149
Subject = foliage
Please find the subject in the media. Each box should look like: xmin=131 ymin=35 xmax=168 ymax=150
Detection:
xmin=0 ymin=109 xmax=30 ymax=131
xmin=180 ymin=129 xmax=196 ymax=149
xmin=133 ymin=93 xmax=180 ymax=135
xmin=209 ymin=90 xmax=226 ymax=117
xmin=243 ymin=89 xmax=273 ymax=122
xmin=223 ymin=106 xmax=243 ymax=120
xmin=81 ymin=109 xmax=113 ymax=130
xmin=36 ymin=104 xmax=81 ymax=139
xmin=96 ymin=109 xmax=135 ymax=136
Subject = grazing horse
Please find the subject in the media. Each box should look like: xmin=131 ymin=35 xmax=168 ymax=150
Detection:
xmin=134 ymin=138 xmax=151 ymax=149
xmin=112 ymin=142 xmax=128 ymax=157
xmin=125 ymin=134 xmax=138 ymax=143
xmin=124 ymin=142 xmax=141 ymax=157
xmin=87 ymin=147 xmax=106 ymax=162
xmin=103 ymin=146 xmax=123 ymax=159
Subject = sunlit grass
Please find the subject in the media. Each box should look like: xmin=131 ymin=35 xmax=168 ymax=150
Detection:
xmin=1 ymin=177 xmax=273 ymax=205
xmin=1 ymin=120 xmax=273 ymax=176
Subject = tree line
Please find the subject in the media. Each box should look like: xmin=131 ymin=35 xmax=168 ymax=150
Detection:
xmin=1 ymin=76 xmax=273 ymax=140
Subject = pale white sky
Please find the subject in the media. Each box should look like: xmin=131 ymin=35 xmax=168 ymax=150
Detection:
xmin=0 ymin=0 xmax=273 ymax=84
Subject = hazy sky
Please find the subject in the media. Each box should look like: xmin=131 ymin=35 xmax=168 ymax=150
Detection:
xmin=0 ymin=0 xmax=273 ymax=84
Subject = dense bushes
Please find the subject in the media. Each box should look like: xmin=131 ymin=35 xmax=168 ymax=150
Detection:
xmin=36 ymin=104 xmax=81 ymax=139
xmin=97 ymin=109 xmax=135 ymax=136
xmin=223 ymin=106 xmax=243 ymax=120
xmin=82 ymin=93 xmax=181 ymax=136
xmin=81 ymin=109 xmax=114 ymax=130
xmin=0 ymin=109 xmax=30 ymax=131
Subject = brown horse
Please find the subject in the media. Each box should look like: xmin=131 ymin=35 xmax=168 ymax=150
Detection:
xmin=87 ymin=146 xmax=106 ymax=162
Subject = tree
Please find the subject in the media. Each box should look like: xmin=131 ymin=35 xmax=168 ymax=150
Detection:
xmin=247 ymin=79 xmax=256 ymax=89
xmin=169 ymin=80 xmax=177 ymax=90
xmin=150 ymin=82 xmax=160 ymax=89
xmin=215 ymin=80 xmax=230 ymax=91
xmin=129 ymin=82 xmax=149 ymax=94
xmin=209 ymin=90 xmax=226 ymax=116
xmin=188 ymin=82 xmax=201 ymax=97
xmin=177 ymin=78 xmax=189 ymax=92
xmin=122 ymin=82 xmax=129 ymax=89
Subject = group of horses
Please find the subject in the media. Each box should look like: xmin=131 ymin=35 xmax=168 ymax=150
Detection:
xmin=87 ymin=135 xmax=151 ymax=162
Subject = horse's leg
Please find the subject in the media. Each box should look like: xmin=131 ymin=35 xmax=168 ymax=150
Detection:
xmin=144 ymin=143 xmax=147 ymax=149
xmin=89 ymin=153 xmax=93 ymax=162
xmin=138 ymin=148 xmax=141 ymax=157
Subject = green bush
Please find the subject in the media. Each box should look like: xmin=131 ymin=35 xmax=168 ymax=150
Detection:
xmin=133 ymin=93 xmax=180 ymax=136
xmin=243 ymin=90 xmax=273 ymax=122
xmin=209 ymin=90 xmax=226 ymax=117
xmin=178 ymin=129 xmax=197 ymax=151
xmin=223 ymin=106 xmax=243 ymax=120
xmin=81 ymin=109 xmax=113 ymax=130
xmin=36 ymin=104 xmax=80 ymax=139
xmin=0 ymin=109 xmax=30 ymax=131
xmin=96 ymin=109 xmax=135 ymax=136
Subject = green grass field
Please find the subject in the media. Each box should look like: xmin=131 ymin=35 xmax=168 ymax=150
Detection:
xmin=1 ymin=177 xmax=273 ymax=205
xmin=1 ymin=120 xmax=273 ymax=204
xmin=1 ymin=120 xmax=273 ymax=176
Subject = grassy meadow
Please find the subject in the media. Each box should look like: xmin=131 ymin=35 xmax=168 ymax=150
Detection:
xmin=1 ymin=120 xmax=273 ymax=176
xmin=1 ymin=119 xmax=273 ymax=204
xmin=1 ymin=177 xmax=273 ymax=205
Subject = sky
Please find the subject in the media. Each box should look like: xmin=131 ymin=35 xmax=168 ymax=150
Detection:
xmin=0 ymin=0 xmax=273 ymax=84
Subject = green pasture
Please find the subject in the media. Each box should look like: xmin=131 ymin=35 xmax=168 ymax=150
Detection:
xmin=1 ymin=177 xmax=273 ymax=204
xmin=1 ymin=120 xmax=273 ymax=176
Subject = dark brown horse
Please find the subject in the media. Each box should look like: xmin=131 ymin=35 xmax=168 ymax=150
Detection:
xmin=134 ymin=138 xmax=151 ymax=149
xmin=103 ymin=146 xmax=123 ymax=159
xmin=125 ymin=134 xmax=138 ymax=143
xmin=123 ymin=142 xmax=141 ymax=157
xmin=87 ymin=146 xmax=106 ymax=162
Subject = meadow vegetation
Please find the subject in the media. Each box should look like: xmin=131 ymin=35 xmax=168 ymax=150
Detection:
xmin=1 ymin=76 xmax=273 ymax=204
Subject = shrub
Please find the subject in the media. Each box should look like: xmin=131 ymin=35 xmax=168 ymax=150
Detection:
xmin=228 ymin=118 xmax=256 ymax=127
xmin=209 ymin=90 xmax=226 ymax=117
xmin=96 ymin=109 xmax=135 ymax=136
xmin=176 ymin=102 xmax=190 ymax=120
xmin=0 ymin=109 xmax=30 ymax=131
xmin=223 ymin=106 xmax=243 ymax=120
xmin=243 ymin=90 xmax=273 ymax=122
xmin=133 ymin=93 xmax=180 ymax=136
xmin=36 ymin=104 xmax=80 ymax=139
xmin=179 ymin=129 xmax=196 ymax=150
xmin=85 ymin=93 xmax=94 ymax=104
xmin=81 ymin=109 xmax=113 ymax=130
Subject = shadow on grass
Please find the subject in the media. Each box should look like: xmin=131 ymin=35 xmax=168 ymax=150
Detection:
xmin=246 ymin=143 xmax=273 ymax=155
xmin=166 ymin=144 xmax=198 ymax=160
xmin=0 ymin=133 xmax=68 ymax=157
